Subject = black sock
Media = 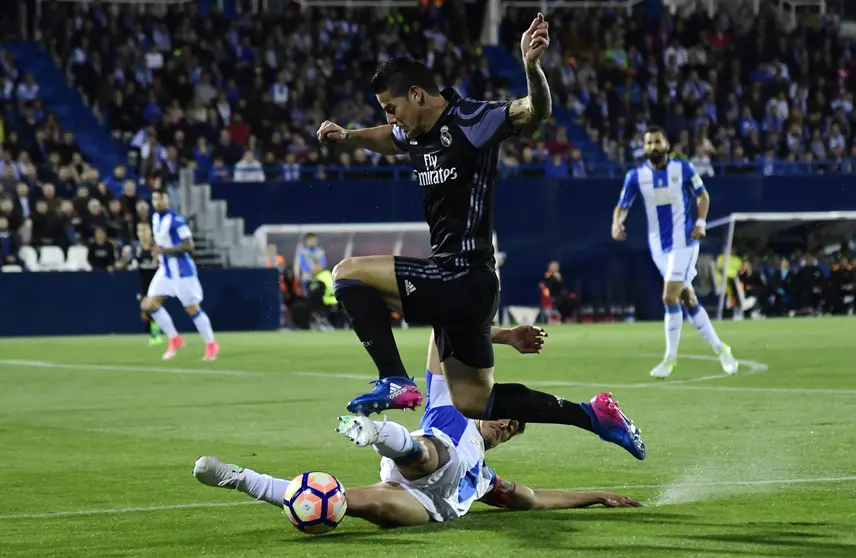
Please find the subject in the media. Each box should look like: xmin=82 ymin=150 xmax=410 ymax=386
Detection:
xmin=144 ymin=319 xmax=153 ymax=336
xmin=486 ymin=383 xmax=593 ymax=431
xmin=334 ymin=280 xmax=408 ymax=380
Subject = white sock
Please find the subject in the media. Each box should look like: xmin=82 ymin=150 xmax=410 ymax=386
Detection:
xmin=664 ymin=304 xmax=682 ymax=360
xmin=191 ymin=310 xmax=215 ymax=343
xmin=239 ymin=468 xmax=290 ymax=508
xmin=686 ymin=304 xmax=724 ymax=353
xmin=150 ymin=307 xmax=178 ymax=339
xmin=372 ymin=420 xmax=419 ymax=460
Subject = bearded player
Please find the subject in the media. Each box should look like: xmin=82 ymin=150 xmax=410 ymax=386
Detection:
xmin=611 ymin=127 xmax=738 ymax=378
xmin=315 ymin=14 xmax=644 ymax=460
xmin=193 ymin=326 xmax=641 ymax=528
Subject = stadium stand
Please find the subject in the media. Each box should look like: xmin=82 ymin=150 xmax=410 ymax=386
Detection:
xmin=1 ymin=0 xmax=854 ymax=306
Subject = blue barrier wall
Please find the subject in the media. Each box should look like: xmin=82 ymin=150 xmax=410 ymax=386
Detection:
xmin=212 ymin=176 xmax=856 ymax=319
xmin=0 ymin=268 xmax=281 ymax=337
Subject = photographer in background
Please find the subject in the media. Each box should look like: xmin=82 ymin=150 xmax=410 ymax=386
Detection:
xmin=796 ymin=253 xmax=827 ymax=316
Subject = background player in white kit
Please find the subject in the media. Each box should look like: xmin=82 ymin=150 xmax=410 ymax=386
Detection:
xmin=140 ymin=189 xmax=219 ymax=361
xmin=611 ymin=128 xmax=738 ymax=378
xmin=192 ymin=326 xmax=639 ymax=528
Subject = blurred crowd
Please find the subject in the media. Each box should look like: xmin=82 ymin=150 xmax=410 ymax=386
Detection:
xmin=499 ymin=3 xmax=856 ymax=177
xmin=38 ymin=1 xmax=499 ymax=184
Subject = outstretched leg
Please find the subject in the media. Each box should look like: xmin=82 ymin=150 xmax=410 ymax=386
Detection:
xmin=681 ymin=288 xmax=738 ymax=375
xmin=332 ymin=256 xmax=422 ymax=413
xmin=192 ymin=456 xmax=430 ymax=527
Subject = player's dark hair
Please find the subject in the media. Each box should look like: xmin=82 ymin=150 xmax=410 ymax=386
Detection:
xmin=371 ymin=57 xmax=440 ymax=97
xmin=644 ymin=126 xmax=667 ymax=139
xmin=304 ymin=232 xmax=316 ymax=241
xmin=152 ymin=188 xmax=167 ymax=196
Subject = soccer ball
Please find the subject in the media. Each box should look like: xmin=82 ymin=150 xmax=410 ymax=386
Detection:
xmin=283 ymin=471 xmax=347 ymax=534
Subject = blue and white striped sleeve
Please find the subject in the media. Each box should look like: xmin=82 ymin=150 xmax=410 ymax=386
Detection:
xmin=173 ymin=215 xmax=193 ymax=241
xmin=618 ymin=169 xmax=639 ymax=209
xmin=455 ymin=99 xmax=514 ymax=149
xmin=683 ymin=160 xmax=706 ymax=195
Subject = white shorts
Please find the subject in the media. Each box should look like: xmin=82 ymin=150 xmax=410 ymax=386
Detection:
xmin=652 ymin=244 xmax=700 ymax=287
xmin=378 ymin=430 xmax=492 ymax=522
xmin=146 ymin=267 xmax=204 ymax=306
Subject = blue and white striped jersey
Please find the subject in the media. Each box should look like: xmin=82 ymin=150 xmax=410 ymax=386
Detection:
xmin=415 ymin=371 xmax=496 ymax=516
xmin=152 ymin=210 xmax=197 ymax=278
xmin=618 ymin=159 xmax=706 ymax=255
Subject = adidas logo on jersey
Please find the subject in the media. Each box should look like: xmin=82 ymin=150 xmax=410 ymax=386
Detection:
xmin=404 ymin=280 xmax=416 ymax=296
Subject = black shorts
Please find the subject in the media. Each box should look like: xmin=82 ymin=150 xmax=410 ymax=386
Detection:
xmin=138 ymin=269 xmax=157 ymax=299
xmin=394 ymin=257 xmax=498 ymax=368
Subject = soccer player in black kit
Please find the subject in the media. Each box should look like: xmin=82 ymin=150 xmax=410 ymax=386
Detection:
xmin=122 ymin=222 xmax=163 ymax=346
xmin=316 ymin=14 xmax=645 ymax=460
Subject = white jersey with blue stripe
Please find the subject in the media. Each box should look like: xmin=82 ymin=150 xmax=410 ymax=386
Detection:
xmin=618 ymin=159 xmax=706 ymax=255
xmin=152 ymin=210 xmax=197 ymax=279
xmin=378 ymin=371 xmax=496 ymax=521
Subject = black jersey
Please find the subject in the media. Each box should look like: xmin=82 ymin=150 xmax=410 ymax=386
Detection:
xmin=135 ymin=243 xmax=158 ymax=270
xmin=391 ymin=89 xmax=516 ymax=270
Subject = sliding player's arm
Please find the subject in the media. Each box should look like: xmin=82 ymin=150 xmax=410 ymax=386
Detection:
xmin=481 ymin=478 xmax=640 ymax=510
xmin=490 ymin=326 xmax=547 ymax=354
xmin=684 ymin=160 xmax=709 ymax=239
xmin=612 ymin=169 xmax=639 ymax=241
xmin=316 ymin=121 xmax=400 ymax=156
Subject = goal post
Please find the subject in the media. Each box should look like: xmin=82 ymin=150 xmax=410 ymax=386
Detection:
xmin=253 ymin=222 xmax=503 ymax=315
xmin=707 ymin=211 xmax=856 ymax=320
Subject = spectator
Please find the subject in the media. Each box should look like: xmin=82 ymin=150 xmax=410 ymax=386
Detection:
xmin=542 ymin=260 xmax=577 ymax=323
xmin=83 ymin=198 xmax=108 ymax=241
xmin=828 ymin=256 xmax=855 ymax=314
xmin=737 ymin=260 xmax=766 ymax=316
xmin=234 ymin=151 xmax=265 ymax=183
xmin=796 ymin=254 xmax=827 ymax=315
xmin=87 ymin=227 xmax=117 ymax=271
xmin=31 ymin=199 xmax=65 ymax=251
xmin=40 ymin=183 xmax=61 ymax=214
xmin=0 ymin=216 xmax=21 ymax=268
xmin=296 ymin=233 xmax=327 ymax=292
xmin=106 ymin=198 xmax=133 ymax=246
xmin=59 ymin=200 xmax=81 ymax=246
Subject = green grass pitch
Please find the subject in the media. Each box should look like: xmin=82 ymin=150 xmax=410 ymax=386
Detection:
xmin=2 ymin=319 xmax=856 ymax=557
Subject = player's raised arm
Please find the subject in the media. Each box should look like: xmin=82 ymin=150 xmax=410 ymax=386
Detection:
xmin=316 ymin=121 xmax=400 ymax=156
xmin=508 ymin=13 xmax=552 ymax=129
xmin=482 ymin=480 xmax=640 ymax=510
xmin=612 ymin=169 xmax=639 ymax=241
xmin=684 ymin=160 xmax=710 ymax=239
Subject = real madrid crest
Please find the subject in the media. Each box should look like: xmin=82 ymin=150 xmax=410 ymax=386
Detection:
xmin=440 ymin=125 xmax=452 ymax=147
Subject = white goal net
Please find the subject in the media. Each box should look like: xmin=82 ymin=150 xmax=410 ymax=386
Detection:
xmin=706 ymin=211 xmax=856 ymax=320
xmin=253 ymin=222 xmax=501 ymax=285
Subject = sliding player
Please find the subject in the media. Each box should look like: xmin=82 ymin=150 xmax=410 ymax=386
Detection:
xmin=611 ymin=127 xmax=738 ymax=378
xmin=141 ymin=189 xmax=219 ymax=361
xmin=193 ymin=326 xmax=641 ymax=527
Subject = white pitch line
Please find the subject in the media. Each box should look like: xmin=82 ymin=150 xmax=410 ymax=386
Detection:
xmin=4 ymin=355 xmax=853 ymax=395
xmin=0 ymin=360 xmax=263 ymax=377
xmin=0 ymin=500 xmax=263 ymax=520
xmin=2 ymin=475 xmax=854 ymax=521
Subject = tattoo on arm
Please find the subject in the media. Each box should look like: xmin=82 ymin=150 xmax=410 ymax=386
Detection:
xmin=509 ymin=62 xmax=552 ymax=128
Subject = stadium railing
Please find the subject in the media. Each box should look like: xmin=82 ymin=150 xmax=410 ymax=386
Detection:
xmin=195 ymin=160 xmax=856 ymax=183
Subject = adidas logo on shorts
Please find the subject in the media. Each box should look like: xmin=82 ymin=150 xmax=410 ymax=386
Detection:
xmin=404 ymin=280 xmax=416 ymax=296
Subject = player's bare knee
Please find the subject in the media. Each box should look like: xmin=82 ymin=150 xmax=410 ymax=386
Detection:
xmin=332 ymin=257 xmax=358 ymax=283
xmin=662 ymin=293 xmax=681 ymax=307
xmin=449 ymin=392 xmax=491 ymax=420
xmin=184 ymin=304 xmax=200 ymax=315
xmin=140 ymin=297 xmax=159 ymax=313
xmin=681 ymin=288 xmax=698 ymax=308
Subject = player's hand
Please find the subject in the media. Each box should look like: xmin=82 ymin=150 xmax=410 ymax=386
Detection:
xmin=611 ymin=222 xmax=627 ymax=241
xmin=506 ymin=325 xmax=547 ymax=354
xmin=692 ymin=226 xmax=706 ymax=240
xmin=600 ymin=493 xmax=642 ymax=508
xmin=520 ymin=13 xmax=550 ymax=64
xmin=316 ymin=120 xmax=348 ymax=143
